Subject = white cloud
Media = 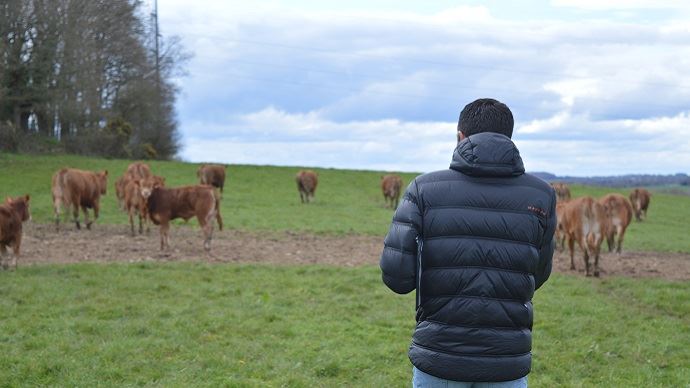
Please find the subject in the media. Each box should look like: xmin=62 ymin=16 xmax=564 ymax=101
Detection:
xmin=182 ymin=108 xmax=690 ymax=176
xmin=157 ymin=1 xmax=690 ymax=176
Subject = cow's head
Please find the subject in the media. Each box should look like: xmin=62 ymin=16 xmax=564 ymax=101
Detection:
xmin=99 ymin=170 xmax=109 ymax=195
xmin=139 ymin=177 xmax=164 ymax=199
xmin=5 ymin=194 xmax=31 ymax=222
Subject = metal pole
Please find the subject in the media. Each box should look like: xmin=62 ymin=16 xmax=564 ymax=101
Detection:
xmin=154 ymin=0 xmax=160 ymax=90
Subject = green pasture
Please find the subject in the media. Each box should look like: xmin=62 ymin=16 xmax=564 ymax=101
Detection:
xmin=1 ymin=153 xmax=689 ymax=387
xmin=1 ymin=264 xmax=688 ymax=387
xmin=1 ymin=153 xmax=688 ymax=252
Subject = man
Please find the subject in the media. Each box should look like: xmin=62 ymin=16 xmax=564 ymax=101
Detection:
xmin=380 ymin=98 xmax=556 ymax=387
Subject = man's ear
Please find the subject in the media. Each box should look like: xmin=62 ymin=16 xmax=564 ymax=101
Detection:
xmin=457 ymin=131 xmax=466 ymax=142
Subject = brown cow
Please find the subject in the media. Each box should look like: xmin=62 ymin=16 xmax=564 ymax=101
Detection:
xmin=145 ymin=184 xmax=222 ymax=251
xmin=124 ymin=175 xmax=166 ymax=235
xmin=296 ymin=170 xmax=318 ymax=204
xmin=0 ymin=195 xmax=31 ymax=270
xmin=381 ymin=174 xmax=403 ymax=209
xmin=126 ymin=162 xmax=153 ymax=180
xmin=555 ymin=201 xmax=568 ymax=251
xmin=116 ymin=162 xmax=153 ymax=209
xmin=629 ymin=188 xmax=651 ymax=221
xmin=197 ymin=164 xmax=227 ymax=193
xmin=551 ymin=182 xmax=571 ymax=202
xmin=52 ymin=168 xmax=108 ymax=230
xmin=598 ymin=193 xmax=633 ymax=254
xmin=560 ymin=196 xmax=609 ymax=277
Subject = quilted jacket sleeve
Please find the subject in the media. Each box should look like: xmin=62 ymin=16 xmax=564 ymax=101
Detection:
xmin=380 ymin=178 xmax=423 ymax=294
xmin=535 ymin=189 xmax=557 ymax=290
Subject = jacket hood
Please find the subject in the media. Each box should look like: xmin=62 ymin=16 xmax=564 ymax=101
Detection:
xmin=450 ymin=132 xmax=525 ymax=177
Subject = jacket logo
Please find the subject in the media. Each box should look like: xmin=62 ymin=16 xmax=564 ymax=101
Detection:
xmin=527 ymin=205 xmax=547 ymax=217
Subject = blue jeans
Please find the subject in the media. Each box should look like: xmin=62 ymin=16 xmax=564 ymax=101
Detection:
xmin=412 ymin=366 xmax=528 ymax=388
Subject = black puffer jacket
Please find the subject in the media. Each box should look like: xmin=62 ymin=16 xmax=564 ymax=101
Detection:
xmin=380 ymin=132 xmax=556 ymax=382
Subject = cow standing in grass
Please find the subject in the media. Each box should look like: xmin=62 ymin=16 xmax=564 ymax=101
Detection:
xmin=197 ymin=164 xmax=227 ymax=194
xmin=116 ymin=162 xmax=153 ymax=210
xmin=599 ymin=193 xmax=633 ymax=254
xmin=145 ymin=183 xmax=222 ymax=251
xmin=124 ymin=175 xmax=166 ymax=235
xmin=52 ymin=168 xmax=108 ymax=230
xmin=381 ymin=174 xmax=403 ymax=209
xmin=629 ymin=188 xmax=651 ymax=221
xmin=561 ymin=196 xmax=609 ymax=277
xmin=296 ymin=170 xmax=318 ymax=204
xmin=0 ymin=195 xmax=31 ymax=270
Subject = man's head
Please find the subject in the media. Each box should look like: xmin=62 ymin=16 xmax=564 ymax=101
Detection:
xmin=457 ymin=98 xmax=514 ymax=141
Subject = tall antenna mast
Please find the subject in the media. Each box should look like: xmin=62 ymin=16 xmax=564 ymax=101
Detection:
xmin=154 ymin=0 xmax=160 ymax=90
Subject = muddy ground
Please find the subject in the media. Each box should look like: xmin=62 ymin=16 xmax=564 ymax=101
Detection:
xmin=10 ymin=223 xmax=690 ymax=281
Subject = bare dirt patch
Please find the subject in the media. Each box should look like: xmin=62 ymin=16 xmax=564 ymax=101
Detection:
xmin=13 ymin=223 xmax=690 ymax=281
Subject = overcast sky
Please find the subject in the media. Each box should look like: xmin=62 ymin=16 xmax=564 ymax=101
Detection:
xmin=157 ymin=0 xmax=690 ymax=176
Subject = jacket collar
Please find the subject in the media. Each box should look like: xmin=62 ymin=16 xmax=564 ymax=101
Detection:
xmin=449 ymin=132 xmax=525 ymax=177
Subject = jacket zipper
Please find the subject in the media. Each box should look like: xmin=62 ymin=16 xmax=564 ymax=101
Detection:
xmin=416 ymin=237 xmax=423 ymax=309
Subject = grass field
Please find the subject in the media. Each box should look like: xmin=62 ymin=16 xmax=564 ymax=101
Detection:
xmin=1 ymin=264 xmax=688 ymax=387
xmin=1 ymin=153 xmax=689 ymax=252
xmin=1 ymin=153 xmax=689 ymax=387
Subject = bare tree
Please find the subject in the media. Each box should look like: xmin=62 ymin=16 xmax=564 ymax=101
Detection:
xmin=0 ymin=0 xmax=187 ymax=159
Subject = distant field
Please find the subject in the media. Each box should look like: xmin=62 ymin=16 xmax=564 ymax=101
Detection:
xmin=1 ymin=153 xmax=688 ymax=252
xmin=0 ymin=264 xmax=688 ymax=387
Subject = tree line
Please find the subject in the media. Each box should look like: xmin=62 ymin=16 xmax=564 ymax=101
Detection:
xmin=0 ymin=0 xmax=188 ymax=159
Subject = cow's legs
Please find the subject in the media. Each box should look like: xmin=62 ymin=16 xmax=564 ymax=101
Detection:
xmin=593 ymin=247 xmax=600 ymax=277
xmin=160 ymin=222 xmax=170 ymax=250
xmin=72 ymin=202 xmax=81 ymax=230
xmin=616 ymin=225 xmax=626 ymax=254
xmin=53 ymin=197 xmax=62 ymax=231
xmin=583 ymin=249 xmax=591 ymax=277
xmin=568 ymin=237 xmax=576 ymax=270
xmin=606 ymin=229 xmax=615 ymax=253
xmin=138 ymin=212 xmax=143 ymax=234
xmin=10 ymin=237 xmax=20 ymax=270
xmin=128 ymin=207 xmax=136 ymax=236
xmin=201 ymin=212 xmax=214 ymax=252
xmin=89 ymin=201 xmax=99 ymax=229
xmin=216 ymin=210 xmax=223 ymax=231
xmin=0 ymin=244 xmax=7 ymax=270
xmin=82 ymin=205 xmax=91 ymax=230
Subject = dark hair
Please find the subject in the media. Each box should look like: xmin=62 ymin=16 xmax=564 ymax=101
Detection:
xmin=457 ymin=98 xmax=514 ymax=138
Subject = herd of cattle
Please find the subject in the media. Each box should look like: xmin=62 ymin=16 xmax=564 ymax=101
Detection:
xmin=0 ymin=164 xmax=652 ymax=274
xmin=552 ymin=183 xmax=652 ymax=277
xmin=0 ymin=165 xmax=405 ymax=269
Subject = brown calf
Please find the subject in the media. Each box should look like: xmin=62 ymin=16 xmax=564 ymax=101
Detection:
xmin=52 ymin=168 xmax=108 ymax=230
xmin=296 ymin=170 xmax=318 ymax=203
xmin=560 ymin=196 xmax=609 ymax=277
xmin=124 ymin=175 xmax=166 ymax=235
xmin=197 ymin=164 xmax=226 ymax=193
xmin=551 ymin=182 xmax=571 ymax=202
xmin=598 ymin=193 xmax=633 ymax=254
xmin=381 ymin=174 xmax=403 ymax=209
xmin=0 ymin=195 xmax=31 ymax=270
xmin=629 ymin=188 xmax=651 ymax=221
xmin=146 ymin=184 xmax=223 ymax=251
